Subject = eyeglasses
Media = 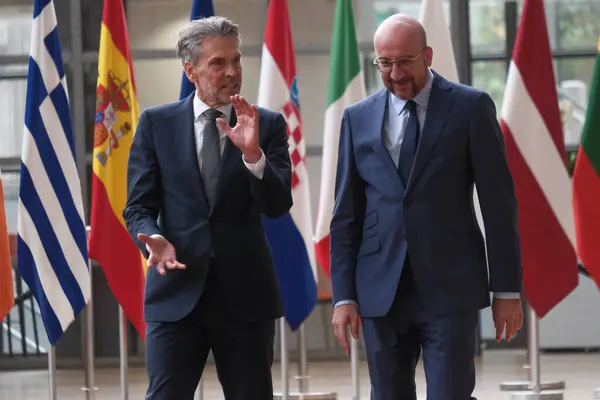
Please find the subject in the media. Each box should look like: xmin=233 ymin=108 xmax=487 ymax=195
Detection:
xmin=373 ymin=52 xmax=422 ymax=73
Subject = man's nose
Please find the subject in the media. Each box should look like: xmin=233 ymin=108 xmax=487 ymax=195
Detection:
xmin=224 ymin=63 xmax=238 ymax=76
xmin=390 ymin=64 xmax=406 ymax=81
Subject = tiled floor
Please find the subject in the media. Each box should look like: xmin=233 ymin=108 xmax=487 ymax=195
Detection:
xmin=0 ymin=350 xmax=599 ymax=399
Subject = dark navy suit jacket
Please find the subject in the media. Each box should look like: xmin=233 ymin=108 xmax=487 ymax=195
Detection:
xmin=330 ymin=72 xmax=522 ymax=318
xmin=123 ymin=93 xmax=292 ymax=323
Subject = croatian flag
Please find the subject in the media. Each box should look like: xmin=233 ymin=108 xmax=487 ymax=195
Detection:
xmin=179 ymin=0 xmax=214 ymax=100
xmin=18 ymin=0 xmax=90 ymax=345
xmin=257 ymin=0 xmax=318 ymax=331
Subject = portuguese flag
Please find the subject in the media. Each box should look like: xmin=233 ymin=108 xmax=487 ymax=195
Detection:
xmin=88 ymin=0 xmax=146 ymax=338
xmin=573 ymin=35 xmax=600 ymax=290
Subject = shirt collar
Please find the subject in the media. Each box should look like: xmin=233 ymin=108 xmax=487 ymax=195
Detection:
xmin=390 ymin=68 xmax=435 ymax=115
xmin=193 ymin=94 xmax=233 ymax=122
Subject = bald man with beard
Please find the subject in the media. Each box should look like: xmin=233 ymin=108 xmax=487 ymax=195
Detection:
xmin=329 ymin=14 xmax=524 ymax=399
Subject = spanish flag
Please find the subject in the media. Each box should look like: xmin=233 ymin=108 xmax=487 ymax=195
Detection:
xmin=0 ymin=166 xmax=14 ymax=321
xmin=88 ymin=0 xmax=145 ymax=338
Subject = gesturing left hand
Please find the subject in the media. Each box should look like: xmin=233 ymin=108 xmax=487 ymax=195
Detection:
xmin=216 ymin=94 xmax=262 ymax=163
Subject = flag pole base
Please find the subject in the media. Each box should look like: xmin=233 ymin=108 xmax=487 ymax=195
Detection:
xmin=593 ymin=387 xmax=600 ymax=399
xmin=500 ymin=381 xmax=565 ymax=391
xmin=273 ymin=392 xmax=338 ymax=400
xmin=510 ymin=390 xmax=563 ymax=400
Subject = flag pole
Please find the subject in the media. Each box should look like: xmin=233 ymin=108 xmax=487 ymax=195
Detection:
xmin=499 ymin=301 xmax=565 ymax=394
xmin=296 ymin=323 xmax=309 ymax=392
xmin=48 ymin=346 xmax=57 ymax=400
xmin=118 ymin=306 xmax=129 ymax=400
xmin=509 ymin=307 xmax=564 ymax=399
xmin=277 ymin=317 xmax=289 ymax=400
xmin=290 ymin=323 xmax=337 ymax=399
xmin=351 ymin=337 xmax=360 ymax=400
xmin=83 ymin=227 xmax=98 ymax=399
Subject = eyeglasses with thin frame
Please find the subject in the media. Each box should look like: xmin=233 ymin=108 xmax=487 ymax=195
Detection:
xmin=373 ymin=52 xmax=423 ymax=73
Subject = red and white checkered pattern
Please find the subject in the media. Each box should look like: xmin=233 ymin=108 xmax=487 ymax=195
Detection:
xmin=280 ymin=101 xmax=305 ymax=189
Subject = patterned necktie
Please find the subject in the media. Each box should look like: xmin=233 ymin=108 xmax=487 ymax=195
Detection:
xmin=201 ymin=108 xmax=223 ymax=208
xmin=398 ymin=100 xmax=420 ymax=186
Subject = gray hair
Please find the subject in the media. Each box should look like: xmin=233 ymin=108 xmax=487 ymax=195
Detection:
xmin=175 ymin=16 xmax=241 ymax=66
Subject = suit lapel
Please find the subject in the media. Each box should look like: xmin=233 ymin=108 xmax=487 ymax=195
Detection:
xmin=212 ymin=108 xmax=239 ymax=212
xmin=369 ymin=89 xmax=406 ymax=191
xmin=405 ymin=73 xmax=454 ymax=194
xmin=175 ymin=93 xmax=211 ymax=211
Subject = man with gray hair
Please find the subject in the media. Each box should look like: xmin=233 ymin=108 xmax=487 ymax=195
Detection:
xmin=123 ymin=16 xmax=293 ymax=399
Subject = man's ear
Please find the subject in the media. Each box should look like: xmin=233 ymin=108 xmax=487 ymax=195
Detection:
xmin=183 ymin=61 xmax=195 ymax=83
xmin=425 ymin=46 xmax=434 ymax=67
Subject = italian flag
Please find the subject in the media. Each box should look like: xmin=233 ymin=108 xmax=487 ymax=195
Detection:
xmin=572 ymin=36 xmax=600 ymax=290
xmin=314 ymin=0 xmax=366 ymax=279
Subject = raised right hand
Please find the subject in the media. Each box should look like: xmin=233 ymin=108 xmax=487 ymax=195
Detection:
xmin=331 ymin=303 xmax=360 ymax=356
xmin=137 ymin=233 xmax=186 ymax=276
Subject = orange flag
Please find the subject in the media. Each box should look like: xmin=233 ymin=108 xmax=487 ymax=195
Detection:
xmin=88 ymin=0 xmax=146 ymax=338
xmin=0 ymin=166 xmax=15 ymax=321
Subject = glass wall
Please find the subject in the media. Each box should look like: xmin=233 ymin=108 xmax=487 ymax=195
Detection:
xmin=0 ymin=4 xmax=33 ymax=232
xmin=467 ymin=0 xmax=599 ymax=344
xmin=471 ymin=0 xmax=599 ymax=150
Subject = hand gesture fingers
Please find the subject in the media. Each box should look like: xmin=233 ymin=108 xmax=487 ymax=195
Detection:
xmin=146 ymin=252 xmax=161 ymax=269
xmin=165 ymin=260 xmax=186 ymax=270
xmin=216 ymin=117 xmax=232 ymax=135
xmin=138 ymin=232 xmax=150 ymax=242
xmin=230 ymin=95 xmax=258 ymax=126
xmin=231 ymin=94 xmax=251 ymax=115
xmin=154 ymin=260 xmax=186 ymax=276
xmin=156 ymin=262 xmax=166 ymax=276
xmin=138 ymin=233 xmax=186 ymax=275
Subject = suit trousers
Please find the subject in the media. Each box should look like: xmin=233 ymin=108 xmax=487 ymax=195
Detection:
xmin=145 ymin=270 xmax=276 ymax=400
xmin=361 ymin=264 xmax=478 ymax=400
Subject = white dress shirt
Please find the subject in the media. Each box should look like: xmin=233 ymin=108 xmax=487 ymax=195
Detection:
xmin=193 ymin=95 xmax=265 ymax=179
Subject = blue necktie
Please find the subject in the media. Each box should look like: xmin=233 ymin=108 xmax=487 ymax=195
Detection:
xmin=398 ymin=100 xmax=420 ymax=186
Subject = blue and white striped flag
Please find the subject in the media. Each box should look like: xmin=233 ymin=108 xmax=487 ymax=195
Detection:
xmin=17 ymin=0 xmax=90 ymax=345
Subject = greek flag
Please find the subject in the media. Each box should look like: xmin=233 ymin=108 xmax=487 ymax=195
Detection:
xmin=17 ymin=0 xmax=90 ymax=345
